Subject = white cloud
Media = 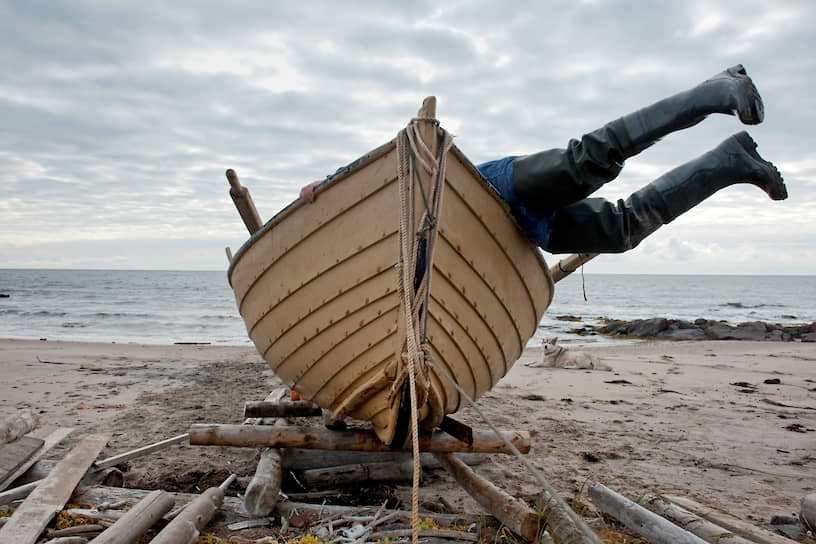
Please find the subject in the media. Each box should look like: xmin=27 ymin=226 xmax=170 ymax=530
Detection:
xmin=0 ymin=0 xmax=814 ymax=274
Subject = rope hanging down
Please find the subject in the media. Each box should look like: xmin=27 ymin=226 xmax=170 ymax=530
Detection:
xmin=395 ymin=118 xmax=453 ymax=544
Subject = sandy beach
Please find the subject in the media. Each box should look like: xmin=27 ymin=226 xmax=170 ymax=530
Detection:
xmin=2 ymin=337 xmax=814 ymax=531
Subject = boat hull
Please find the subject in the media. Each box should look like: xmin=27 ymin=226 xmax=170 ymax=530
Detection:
xmin=229 ymin=128 xmax=553 ymax=445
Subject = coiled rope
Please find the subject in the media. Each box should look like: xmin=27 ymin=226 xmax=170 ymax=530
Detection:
xmin=396 ymin=118 xmax=453 ymax=544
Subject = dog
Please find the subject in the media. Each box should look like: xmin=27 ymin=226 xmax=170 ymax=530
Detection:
xmin=525 ymin=337 xmax=610 ymax=370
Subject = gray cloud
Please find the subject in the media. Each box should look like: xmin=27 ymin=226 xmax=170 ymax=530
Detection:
xmin=1 ymin=0 xmax=814 ymax=274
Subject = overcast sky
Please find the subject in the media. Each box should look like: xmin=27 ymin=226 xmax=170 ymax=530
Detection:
xmin=1 ymin=0 xmax=814 ymax=275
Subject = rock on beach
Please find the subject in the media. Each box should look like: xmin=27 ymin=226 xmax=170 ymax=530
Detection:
xmin=596 ymin=318 xmax=816 ymax=341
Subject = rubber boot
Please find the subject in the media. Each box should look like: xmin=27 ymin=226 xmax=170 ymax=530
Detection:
xmin=617 ymin=64 xmax=764 ymax=158
xmin=513 ymin=65 xmax=764 ymax=214
xmin=545 ymin=131 xmax=786 ymax=254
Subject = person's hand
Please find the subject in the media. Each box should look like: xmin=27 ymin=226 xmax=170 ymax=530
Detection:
xmin=300 ymin=181 xmax=321 ymax=203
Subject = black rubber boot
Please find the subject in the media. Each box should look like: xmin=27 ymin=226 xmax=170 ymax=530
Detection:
xmin=545 ymin=131 xmax=786 ymax=254
xmin=617 ymin=64 xmax=764 ymax=158
xmin=513 ymin=65 xmax=764 ymax=214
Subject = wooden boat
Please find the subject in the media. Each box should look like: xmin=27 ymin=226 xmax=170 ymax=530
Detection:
xmin=227 ymin=98 xmax=554 ymax=446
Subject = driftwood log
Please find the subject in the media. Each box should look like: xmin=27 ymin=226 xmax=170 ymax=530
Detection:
xmin=538 ymin=489 xmax=599 ymax=544
xmin=663 ymin=495 xmax=799 ymax=544
xmin=244 ymin=400 xmax=322 ymax=418
xmin=0 ymin=433 xmax=110 ymax=544
xmin=283 ymin=449 xmax=485 ymax=471
xmin=88 ymin=489 xmax=174 ymax=544
xmin=432 ymin=452 xmax=539 ymax=541
xmin=150 ymin=475 xmax=234 ymax=544
xmin=189 ymin=424 xmax=530 ymax=454
xmin=0 ymin=410 xmax=40 ymax=446
xmin=243 ymin=390 xmax=287 ymax=517
xmin=589 ymin=483 xmax=708 ymax=544
xmin=642 ymin=494 xmax=755 ymax=544
xmin=300 ymin=458 xmax=415 ymax=488
xmin=243 ymin=437 xmax=284 ymax=516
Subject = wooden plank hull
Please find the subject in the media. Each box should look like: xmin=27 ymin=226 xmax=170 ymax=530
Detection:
xmin=229 ymin=121 xmax=553 ymax=446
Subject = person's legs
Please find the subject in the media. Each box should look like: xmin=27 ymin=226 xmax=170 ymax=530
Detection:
xmin=545 ymin=131 xmax=786 ymax=254
xmin=513 ymin=65 xmax=764 ymax=214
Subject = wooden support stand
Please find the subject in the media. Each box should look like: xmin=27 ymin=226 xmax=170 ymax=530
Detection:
xmin=189 ymin=423 xmax=530 ymax=454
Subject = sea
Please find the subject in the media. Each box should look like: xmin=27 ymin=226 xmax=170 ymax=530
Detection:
xmin=0 ymin=269 xmax=814 ymax=346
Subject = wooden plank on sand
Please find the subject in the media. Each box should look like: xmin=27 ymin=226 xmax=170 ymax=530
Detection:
xmin=0 ymin=428 xmax=73 ymax=491
xmin=0 ymin=433 xmax=110 ymax=544
xmin=0 ymin=437 xmax=44 ymax=487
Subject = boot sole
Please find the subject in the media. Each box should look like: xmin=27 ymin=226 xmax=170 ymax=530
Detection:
xmin=732 ymin=131 xmax=787 ymax=200
xmin=727 ymin=65 xmax=764 ymax=125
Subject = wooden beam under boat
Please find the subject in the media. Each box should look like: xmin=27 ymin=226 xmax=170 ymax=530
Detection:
xmin=188 ymin=424 xmax=530 ymax=454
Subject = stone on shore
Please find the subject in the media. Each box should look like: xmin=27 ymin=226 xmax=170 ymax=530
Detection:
xmin=595 ymin=318 xmax=816 ymax=342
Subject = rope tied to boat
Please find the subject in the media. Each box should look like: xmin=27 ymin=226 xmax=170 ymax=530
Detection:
xmin=395 ymin=117 xmax=453 ymax=544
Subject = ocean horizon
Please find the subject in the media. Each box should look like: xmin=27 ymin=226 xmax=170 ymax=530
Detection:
xmin=1 ymin=268 xmax=814 ymax=346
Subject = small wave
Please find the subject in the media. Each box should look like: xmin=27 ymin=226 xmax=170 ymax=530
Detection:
xmin=62 ymin=322 xmax=89 ymax=328
xmin=93 ymin=312 xmax=153 ymax=318
xmin=200 ymin=314 xmax=233 ymax=321
xmin=722 ymin=302 xmax=785 ymax=309
xmin=30 ymin=310 xmax=68 ymax=317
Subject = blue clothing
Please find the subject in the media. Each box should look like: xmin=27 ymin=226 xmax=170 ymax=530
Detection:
xmin=476 ymin=157 xmax=554 ymax=249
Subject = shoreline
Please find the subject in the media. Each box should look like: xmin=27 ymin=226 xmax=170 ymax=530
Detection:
xmin=1 ymin=337 xmax=814 ymax=531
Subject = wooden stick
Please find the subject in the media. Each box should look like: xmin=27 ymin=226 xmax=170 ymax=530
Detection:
xmin=93 ymin=433 xmax=188 ymax=470
xmin=49 ymin=525 xmax=105 ymax=537
xmin=549 ymin=253 xmax=598 ymax=283
xmin=300 ymin=459 xmax=415 ymax=488
xmin=432 ymin=452 xmax=539 ymax=542
xmin=43 ymin=537 xmax=90 ymax=544
xmin=0 ymin=410 xmax=40 ymax=445
xmin=588 ymin=483 xmax=707 ymax=544
xmin=663 ymin=495 xmax=799 ymax=544
xmin=226 ymin=169 xmax=263 ymax=234
xmin=641 ymin=494 xmax=755 ymax=544
xmin=0 ymin=427 xmax=73 ymax=491
xmin=225 ymin=246 xmax=233 ymax=263
xmin=88 ymin=490 xmax=175 ymax=544
xmin=150 ymin=476 xmax=233 ymax=544
xmin=243 ymin=400 xmax=322 ymax=418
xmin=0 ymin=480 xmax=38 ymax=506
xmin=0 ymin=433 xmax=110 ymax=544
xmin=802 ymin=493 xmax=816 ymax=533
xmin=189 ymin=424 xmax=530 ymax=454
